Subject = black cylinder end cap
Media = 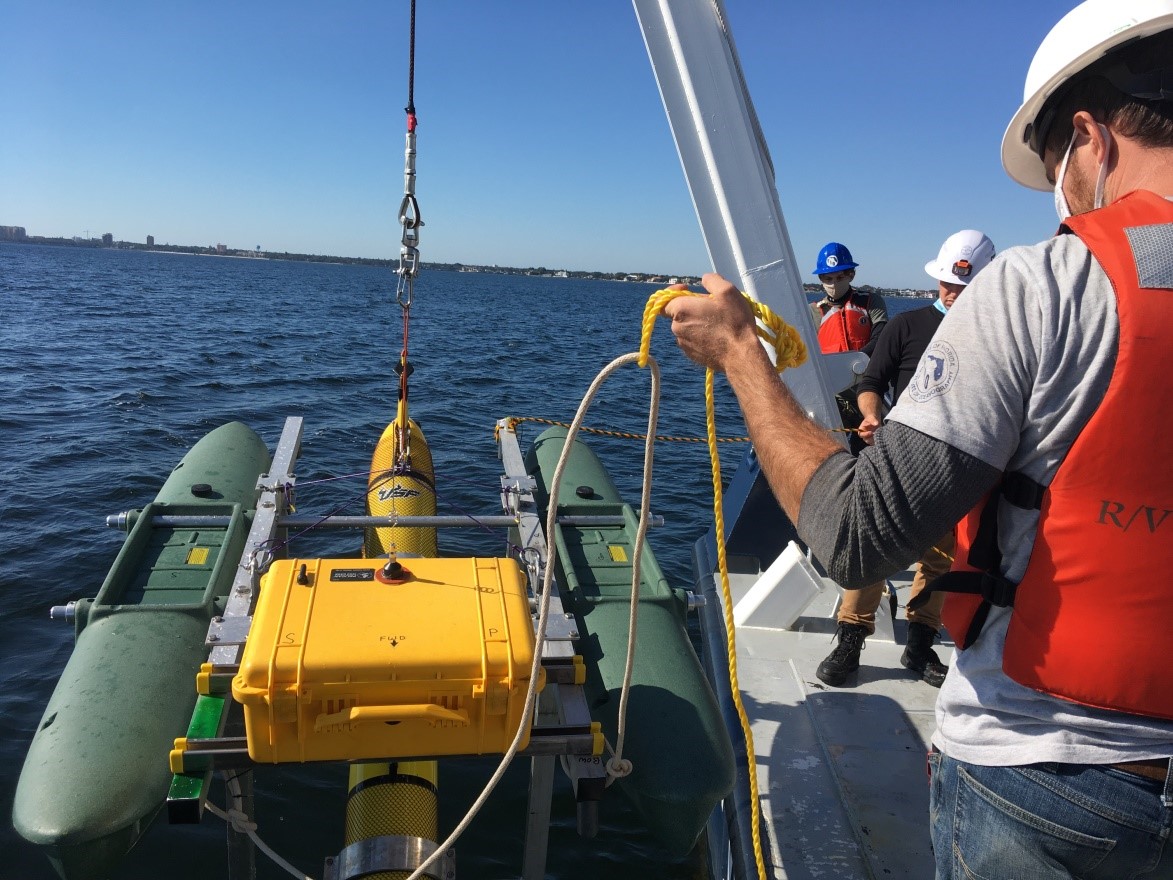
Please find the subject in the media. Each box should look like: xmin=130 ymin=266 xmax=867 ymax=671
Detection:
xmin=575 ymin=485 xmax=594 ymax=499
xmin=191 ymin=483 xmax=214 ymax=497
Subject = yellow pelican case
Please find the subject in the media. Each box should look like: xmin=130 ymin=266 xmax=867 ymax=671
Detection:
xmin=232 ymin=556 xmax=542 ymax=763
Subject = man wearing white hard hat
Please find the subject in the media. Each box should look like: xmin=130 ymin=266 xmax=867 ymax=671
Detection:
xmin=857 ymin=230 xmax=998 ymax=447
xmin=812 ymin=230 xmax=996 ymax=693
xmin=663 ymin=0 xmax=1173 ymax=875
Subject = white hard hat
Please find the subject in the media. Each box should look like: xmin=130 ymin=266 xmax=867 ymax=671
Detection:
xmin=924 ymin=230 xmax=996 ymax=286
xmin=1001 ymin=0 xmax=1173 ymax=191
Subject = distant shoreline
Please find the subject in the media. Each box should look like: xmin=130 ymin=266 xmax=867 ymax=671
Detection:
xmin=0 ymin=237 xmax=936 ymax=297
xmin=0 ymin=236 xmax=692 ymax=285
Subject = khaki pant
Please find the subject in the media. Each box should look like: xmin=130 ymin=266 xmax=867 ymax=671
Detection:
xmin=836 ymin=532 xmax=956 ymax=634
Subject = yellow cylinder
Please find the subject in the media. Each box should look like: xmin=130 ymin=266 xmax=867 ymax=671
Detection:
xmin=365 ymin=414 xmax=438 ymax=558
xmin=352 ymin=411 xmax=442 ymax=878
xmin=345 ymin=761 xmax=439 ymax=880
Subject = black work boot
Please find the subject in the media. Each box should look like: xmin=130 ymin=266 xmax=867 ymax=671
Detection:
xmin=816 ymin=623 xmax=869 ymax=687
xmin=902 ymin=622 xmax=948 ymax=688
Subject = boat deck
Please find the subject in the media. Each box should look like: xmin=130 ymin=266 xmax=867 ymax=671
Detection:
xmin=725 ymin=567 xmax=949 ymax=880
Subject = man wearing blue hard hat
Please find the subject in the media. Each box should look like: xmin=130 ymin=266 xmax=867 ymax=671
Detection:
xmin=810 ymin=241 xmax=889 ymax=459
xmin=810 ymin=242 xmax=888 ymax=356
xmin=665 ymin=0 xmax=1173 ymax=874
xmin=809 ymin=242 xmax=891 ymax=689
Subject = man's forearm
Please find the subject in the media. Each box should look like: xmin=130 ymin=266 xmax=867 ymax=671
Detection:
xmin=661 ymin=275 xmax=843 ymax=522
xmin=857 ymin=390 xmax=884 ymax=423
xmin=723 ymin=340 xmax=842 ymax=524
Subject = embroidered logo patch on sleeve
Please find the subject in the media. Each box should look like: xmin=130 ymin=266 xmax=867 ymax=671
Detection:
xmin=908 ymin=341 xmax=959 ymax=402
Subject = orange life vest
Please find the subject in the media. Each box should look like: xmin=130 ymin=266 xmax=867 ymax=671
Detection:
xmin=817 ymin=290 xmax=875 ymax=353
xmin=939 ymin=190 xmax=1173 ymax=719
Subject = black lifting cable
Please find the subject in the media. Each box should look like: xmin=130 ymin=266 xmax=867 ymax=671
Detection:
xmin=397 ymin=0 xmax=422 ymax=303
xmin=406 ymin=0 xmax=417 ymax=119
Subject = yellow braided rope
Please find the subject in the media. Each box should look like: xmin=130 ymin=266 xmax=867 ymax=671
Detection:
xmin=928 ymin=543 xmax=955 ymax=564
xmin=499 ymin=415 xmax=751 ymax=443
xmin=640 ymin=287 xmax=807 ymax=373
xmin=505 ymin=289 xmax=812 ymax=448
xmin=499 ymin=414 xmax=859 ymax=440
xmin=640 ymin=288 xmax=806 ymax=880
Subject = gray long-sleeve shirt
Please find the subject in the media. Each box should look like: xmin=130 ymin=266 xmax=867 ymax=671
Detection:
xmin=797 ymin=422 xmax=997 ymax=588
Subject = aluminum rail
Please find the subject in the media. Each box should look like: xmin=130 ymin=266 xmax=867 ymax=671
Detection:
xmin=206 ymin=416 xmax=302 ymax=667
xmin=107 ymin=513 xmax=663 ymax=529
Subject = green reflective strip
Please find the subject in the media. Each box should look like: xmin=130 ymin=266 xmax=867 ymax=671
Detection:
xmin=189 ymin=693 xmax=227 ymax=738
xmin=167 ymin=771 xmax=210 ymax=824
xmin=168 ymin=772 xmax=205 ymax=801
xmin=167 ymin=693 xmax=229 ymax=820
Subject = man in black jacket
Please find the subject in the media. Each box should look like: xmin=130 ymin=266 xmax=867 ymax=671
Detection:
xmin=857 ymin=230 xmax=997 ymax=441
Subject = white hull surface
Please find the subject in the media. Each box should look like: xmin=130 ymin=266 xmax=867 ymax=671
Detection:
xmin=695 ymin=531 xmax=941 ymax=879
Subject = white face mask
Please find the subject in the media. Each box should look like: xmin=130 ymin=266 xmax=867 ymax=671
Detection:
xmin=1053 ymin=135 xmax=1076 ymax=222
xmin=822 ymin=278 xmax=851 ymax=300
xmin=1053 ymin=124 xmax=1113 ymax=222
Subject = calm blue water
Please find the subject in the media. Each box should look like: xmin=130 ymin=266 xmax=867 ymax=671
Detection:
xmin=0 ymin=243 xmax=922 ymax=879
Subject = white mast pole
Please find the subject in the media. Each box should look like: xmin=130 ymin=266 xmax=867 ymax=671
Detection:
xmin=633 ymin=0 xmax=850 ymax=433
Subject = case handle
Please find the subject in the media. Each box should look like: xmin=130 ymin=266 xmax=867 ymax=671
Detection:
xmin=314 ymin=703 xmax=469 ymax=731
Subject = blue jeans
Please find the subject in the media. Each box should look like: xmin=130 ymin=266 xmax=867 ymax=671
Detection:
xmin=929 ymin=751 xmax=1173 ymax=879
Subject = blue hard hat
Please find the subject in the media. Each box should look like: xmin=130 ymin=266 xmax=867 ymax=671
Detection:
xmin=812 ymin=242 xmax=859 ymax=276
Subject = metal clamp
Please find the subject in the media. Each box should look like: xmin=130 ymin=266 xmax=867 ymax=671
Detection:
xmin=324 ymin=835 xmax=455 ymax=880
xmin=49 ymin=601 xmax=78 ymax=622
xmin=500 ymin=474 xmax=537 ymax=514
xmin=205 ymin=615 xmax=253 ymax=647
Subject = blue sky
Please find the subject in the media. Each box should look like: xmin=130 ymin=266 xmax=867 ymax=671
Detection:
xmin=2 ymin=1 xmax=1078 ymax=288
